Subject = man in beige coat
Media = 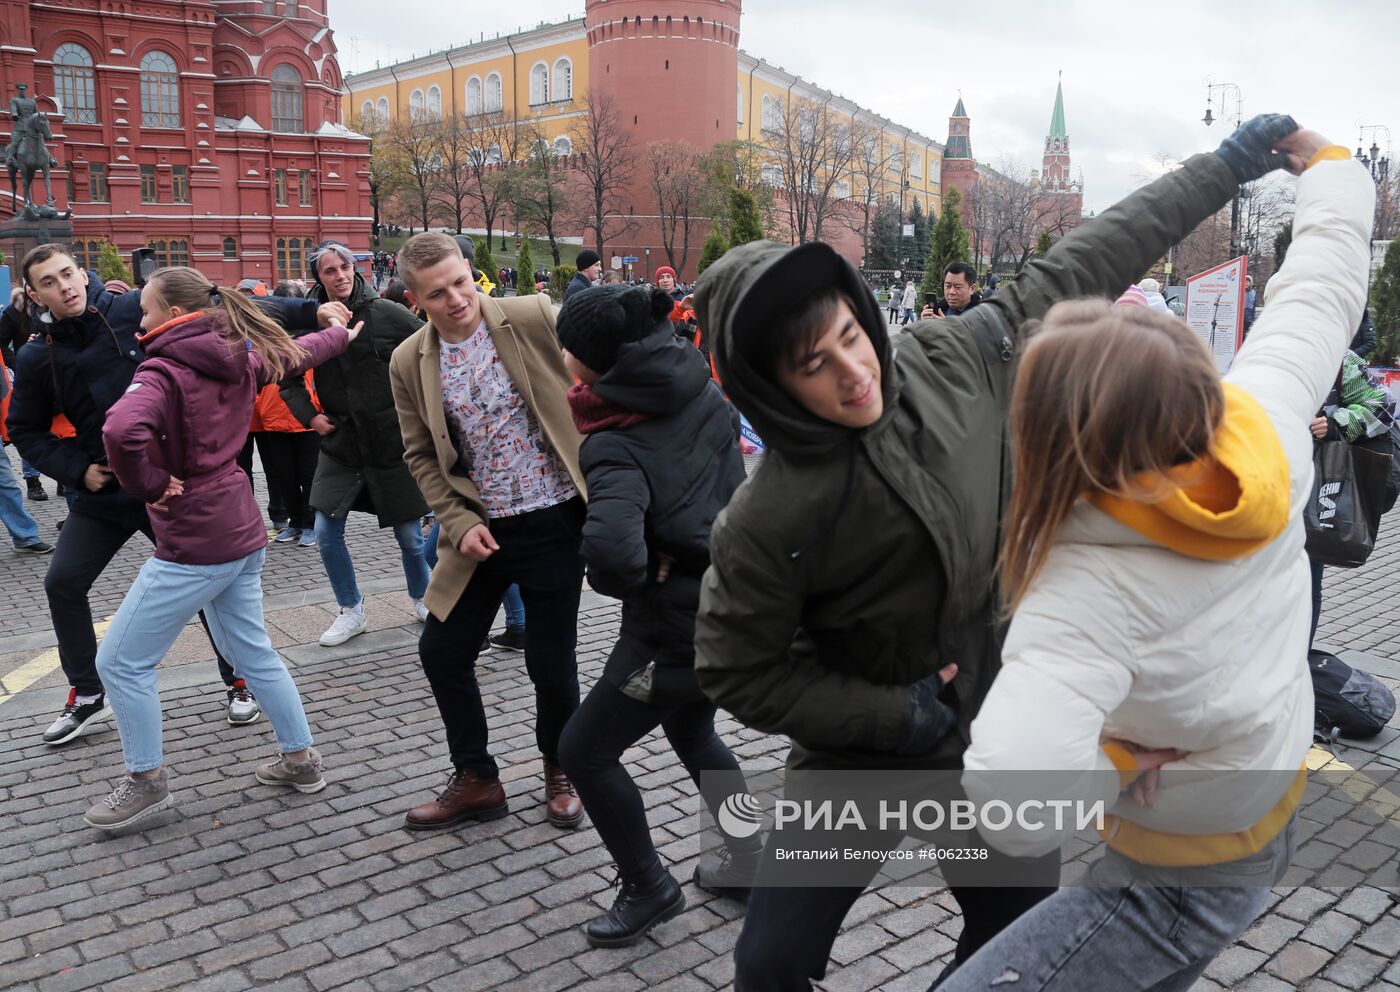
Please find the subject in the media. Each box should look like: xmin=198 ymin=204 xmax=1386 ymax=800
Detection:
xmin=388 ymin=232 xmax=588 ymax=831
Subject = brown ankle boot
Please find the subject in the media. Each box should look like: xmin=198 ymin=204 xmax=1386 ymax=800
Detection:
xmin=404 ymin=769 xmax=508 ymax=831
xmin=544 ymin=762 xmax=584 ymax=829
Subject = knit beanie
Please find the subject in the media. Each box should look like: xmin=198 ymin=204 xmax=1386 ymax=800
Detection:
xmin=576 ymin=249 xmax=602 ymax=272
xmin=654 ymin=265 xmax=677 ymax=282
xmin=557 ymin=285 xmax=673 ymax=375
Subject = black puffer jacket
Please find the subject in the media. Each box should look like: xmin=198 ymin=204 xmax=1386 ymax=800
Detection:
xmin=282 ymin=274 xmax=428 ymax=525
xmin=575 ymin=327 xmax=744 ymax=703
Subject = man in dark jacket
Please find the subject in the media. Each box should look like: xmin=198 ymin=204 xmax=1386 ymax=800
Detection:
xmin=7 ymin=244 xmax=324 ymax=744
xmin=281 ymin=241 xmax=430 ymax=647
xmin=566 ymin=250 xmax=602 ymax=301
xmin=1350 ymin=304 xmax=1376 ymax=359
xmin=692 ymin=113 xmax=1301 ymax=989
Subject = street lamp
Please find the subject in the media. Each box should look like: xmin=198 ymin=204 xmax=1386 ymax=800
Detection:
xmin=1356 ymin=124 xmax=1393 ymax=240
xmin=644 ymin=246 xmax=651 ymax=283
xmin=1202 ymin=77 xmax=1244 ymax=258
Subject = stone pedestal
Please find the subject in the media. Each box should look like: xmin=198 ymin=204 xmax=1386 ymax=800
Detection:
xmin=0 ymin=211 xmax=75 ymax=273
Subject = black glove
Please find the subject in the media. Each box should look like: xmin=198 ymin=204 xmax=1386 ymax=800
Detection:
xmin=895 ymin=671 xmax=958 ymax=756
xmin=1214 ymin=114 xmax=1300 ymax=184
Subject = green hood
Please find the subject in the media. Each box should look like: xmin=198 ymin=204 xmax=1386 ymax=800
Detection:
xmin=694 ymin=240 xmax=899 ymax=461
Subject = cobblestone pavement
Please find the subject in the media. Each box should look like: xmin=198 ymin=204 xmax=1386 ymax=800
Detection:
xmin=1 ymin=450 xmax=1399 ymax=991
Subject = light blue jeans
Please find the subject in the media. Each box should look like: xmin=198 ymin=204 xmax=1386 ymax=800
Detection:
xmin=96 ymin=548 xmax=314 ymax=772
xmin=314 ymin=511 xmax=430 ymax=609
xmin=423 ymin=519 xmax=525 ymax=629
xmin=938 ymin=820 xmax=1296 ymax=992
xmin=0 ymin=447 xmax=42 ymax=548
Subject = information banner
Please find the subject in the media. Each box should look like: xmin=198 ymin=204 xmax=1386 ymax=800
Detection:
xmin=1184 ymin=255 xmax=1247 ymax=373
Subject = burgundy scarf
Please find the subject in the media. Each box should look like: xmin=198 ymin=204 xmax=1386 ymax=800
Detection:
xmin=567 ymin=382 xmax=652 ymax=434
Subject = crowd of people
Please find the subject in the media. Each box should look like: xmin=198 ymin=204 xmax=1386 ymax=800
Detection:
xmin=0 ymin=115 xmax=1386 ymax=991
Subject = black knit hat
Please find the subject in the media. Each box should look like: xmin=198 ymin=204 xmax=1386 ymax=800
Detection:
xmin=575 ymin=249 xmax=602 ymax=272
xmin=557 ymin=285 xmax=673 ymax=375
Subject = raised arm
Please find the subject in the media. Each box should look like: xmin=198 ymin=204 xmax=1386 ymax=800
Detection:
xmin=994 ymin=114 xmax=1300 ymax=336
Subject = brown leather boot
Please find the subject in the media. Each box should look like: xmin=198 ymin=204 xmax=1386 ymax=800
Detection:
xmin=404 ymin=769 xmax=508 ymax=831
xmin=544 ymin=762 xmax=584 ymax=829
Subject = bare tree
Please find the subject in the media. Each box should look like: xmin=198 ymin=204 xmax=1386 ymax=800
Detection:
xmin=510 ymin=123 xmax=572 ymax=266
xmin=431 ymin=113 xmax=477 ymax=234
xmin=646 ymin=141 xmax=707 ymax=273
xmin=458 ymin=110 xmax=525 ymax=251
xmin=569 ymin=92 xmax=638 ymax=257
xmin=771 ymin=96 xmax=857 ymax=244
xmin=380 ymin=111 xmax=443 ymax=231
xmin=844 ymin=121 xmax=896 ymax=266
xmin=350 ymin=108 xmax=401 ymax=240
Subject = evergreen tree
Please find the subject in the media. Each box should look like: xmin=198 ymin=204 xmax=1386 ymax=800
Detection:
xmin=97 ymin=241 xmax=135 ymax=284
xmin=550 ymin=265 xmax=576 ymax=302
xmin=1372 ymin=238 xmax=1400 ymax=365
xmin=1035 ymin=228 xmax=1054 ymax=259
xmin=1273 ymin=219 xmax=1293 ymax=270
xmin=698 ymin=228 xmax=729 ymax=274
xmin=920 ymin=188 xmax=972 ymax=299
xmin=908 ymin=198 xmax=929 ymax=267
xmin=869 ymin=199 xmax=900 ymax=270
xmin=474 ymin=239 xmax=498 ymax=293
xmin=726 ymin=186 xmax=764 ymax=247
xmin=516 ymin=238 xmax=536 ymax=296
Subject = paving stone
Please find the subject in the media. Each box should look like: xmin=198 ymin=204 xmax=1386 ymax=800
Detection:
xmin=1206 ymin=945 xmax=1268 ymax=985
xmin=1321 ymin=945 xmax=1389 ymax=989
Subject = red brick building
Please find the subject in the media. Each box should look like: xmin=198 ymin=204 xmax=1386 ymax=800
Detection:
xmin=0 ymin=0 xmax=370 ymax=284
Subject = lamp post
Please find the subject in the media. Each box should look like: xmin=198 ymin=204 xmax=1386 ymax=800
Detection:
xmin=1356 ymin=125 xmax=1392 ymax=239
xmin=1202 ymin=78 xmax=1244 ymax=259
xmin=644 ymin=246 xmax=651 ymax=283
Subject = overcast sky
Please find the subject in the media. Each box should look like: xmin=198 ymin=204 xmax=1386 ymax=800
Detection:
xmin=331 ymin=0 xmax=1400 ymax=212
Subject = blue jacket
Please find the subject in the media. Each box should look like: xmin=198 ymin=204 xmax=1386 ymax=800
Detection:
xmin=6 ymin=275 xmax=317 ymax=504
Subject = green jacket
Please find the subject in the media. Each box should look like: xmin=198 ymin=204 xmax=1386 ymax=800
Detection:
xmin=692 ymin=151 xmax=1239 ymax=771
xmin=281 ymin=274 xmax=429 ymax=526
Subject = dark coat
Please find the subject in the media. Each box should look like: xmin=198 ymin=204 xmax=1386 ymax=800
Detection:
xmin=565 ymin=272 xmax=594 ymax=302
xmin=575 ymin=329 xmax=744 ymax=703
xmin=691 ymin=151 xmax=1241 ymax=772
xmin=103 ymin=313 xmax=347 ymax=564
xmin=282 ymin=274 xmax=428 ymax=526
xmin=0 ymin=300 xmax=30 ymax=370
xmin=8 ymin=278 xmax=319 ymax=522
xmin=1350 ymin=306 xmax=1375 ymax=359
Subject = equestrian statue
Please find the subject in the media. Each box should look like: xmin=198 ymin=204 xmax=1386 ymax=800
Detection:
xmin=3 ymin=84 xmax=61 ymax=219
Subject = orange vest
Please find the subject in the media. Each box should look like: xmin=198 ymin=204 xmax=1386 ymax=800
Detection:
xmin=249 ymin=373 xmax=320 ymax=433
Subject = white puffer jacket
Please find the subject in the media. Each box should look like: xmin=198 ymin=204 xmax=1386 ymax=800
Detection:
xmin=964 ymin=156 xmax=1377 ymax=866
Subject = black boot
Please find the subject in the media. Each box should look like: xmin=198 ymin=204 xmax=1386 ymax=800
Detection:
xmin=694 ymin=845 xmax=762 ymax=901
xmin=26 ymin=478 xmax=47 ymax=502
xmin=583 ymin=871 xmax=685 ymax=948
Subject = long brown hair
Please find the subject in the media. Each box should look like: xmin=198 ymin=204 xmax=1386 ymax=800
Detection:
xmin=999 ymin=299 xmax=1224 ymax=611
xmin=146 ymin=267 xmax=307 ymax=379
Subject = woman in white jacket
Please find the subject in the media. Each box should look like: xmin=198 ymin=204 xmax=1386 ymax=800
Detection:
xmin=945 ymin=128 xmax=1375 ymax=991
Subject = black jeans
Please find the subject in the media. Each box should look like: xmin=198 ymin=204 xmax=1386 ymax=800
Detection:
xmin=558 ymin=669 xmax=753 ymax=884
xmin=236 ymin=433 xmax=288 ymax=525
xmin=1309 ymin=558 xmax=1324 ymax=648
xmin=418 ymin=498 xmax=584 ymax=778
xmin=255 ymin=431 xmax=320 ymax=529
xmin=734 ymin=828 xmax=1058 ymax=991
xmin=45 ymin=506 xmax=235 ymax=695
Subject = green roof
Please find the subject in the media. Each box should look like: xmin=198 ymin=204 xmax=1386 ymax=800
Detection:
xmin=1048 ymin=79 xmax=1067 ymax=140
xmin=952 ymin=96 xmax=967 ymax=117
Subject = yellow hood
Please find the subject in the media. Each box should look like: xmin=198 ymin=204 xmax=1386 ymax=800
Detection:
xmin=1089 ymin=383 xmax=1291 ymax=561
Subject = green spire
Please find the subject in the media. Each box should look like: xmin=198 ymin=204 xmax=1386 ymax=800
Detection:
xmin=952 ymin=95 xmax=967 ymax=118
xmin=1048 ymin=75 xmax=1067 ymax=141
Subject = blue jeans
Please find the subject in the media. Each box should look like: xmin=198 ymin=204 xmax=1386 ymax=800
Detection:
xmin=315 ymin=511 xmax=429 ymax=609
xmin=96 ymin=548 xmax=314 ymax=772
xmin=937 ymin=821 xmax=1296 ymax=992
xmin=21 ymin=457 xmax=39 ymax=481
xmin=0 ymin=448 xmax=42 ymax=548
xmin=423 ymin=519 xmax=525 ymax=629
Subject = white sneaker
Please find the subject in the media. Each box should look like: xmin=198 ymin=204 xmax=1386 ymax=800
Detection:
xmin=412 ymin=598 xmax=430 ymax=623
xmin=319 ymin=603 xmax=367 ymax=646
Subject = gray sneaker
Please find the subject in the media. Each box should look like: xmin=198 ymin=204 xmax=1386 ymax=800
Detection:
xmin=255 ymin=748 xmax=326 ymax=793
xmin=83 ymin=770 xmax=171 ymax=831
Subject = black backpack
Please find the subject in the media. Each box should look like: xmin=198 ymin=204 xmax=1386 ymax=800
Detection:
xmin=1310 ymin=649 xmax=1396 ymax=742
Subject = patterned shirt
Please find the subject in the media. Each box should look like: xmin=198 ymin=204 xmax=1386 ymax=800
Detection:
xmin=439 ymin=322 xmax=576 ymax=518
xmin=1329 ymin=351 xmax=1396 ymax=443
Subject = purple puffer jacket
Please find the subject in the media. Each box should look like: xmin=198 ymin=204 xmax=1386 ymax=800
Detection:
xmin=103 ymin=311 xmax=348 ymax=565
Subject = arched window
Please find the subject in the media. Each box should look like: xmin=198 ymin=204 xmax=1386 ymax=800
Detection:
xmin=485 ymin=73 xmax=502 ymax=112
xmin=466 ymin=76 xmax=482 ymax=115
xmin=552 ymin=58 xmax=572 ymax=101
xmin=409 ymin=88 xmax=425 ymax=118
xmin=835 ymin=178 xmax=851 ymax=200
xmin=360 ymin=99 xmax=374 ymax=123
xmin=140 ymin=50 xmax=180 ymax=128
xmin=222 ymin=237 xmax=238 ymax=260
xmin=910 ymin=152 xmax=922 ymax=179
xmin=552 ymin=135 xmax=573 ymax=156
xmin=761 ymin=162 xmax=782 ymax=187
xmin=270 ymin=64 xmax=303 ymax=132
xmin=486 ymin=144 xmax=502 ymax=165
xmin=53 ymin=43 xmax=96 ymax=124
xmin=529 ymin=62 xmax=548 ymax=105
xmin=376 ymin=96 xmax=389 ymax=121
xmin=426 ymin=85 xmax=442 ymax=120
